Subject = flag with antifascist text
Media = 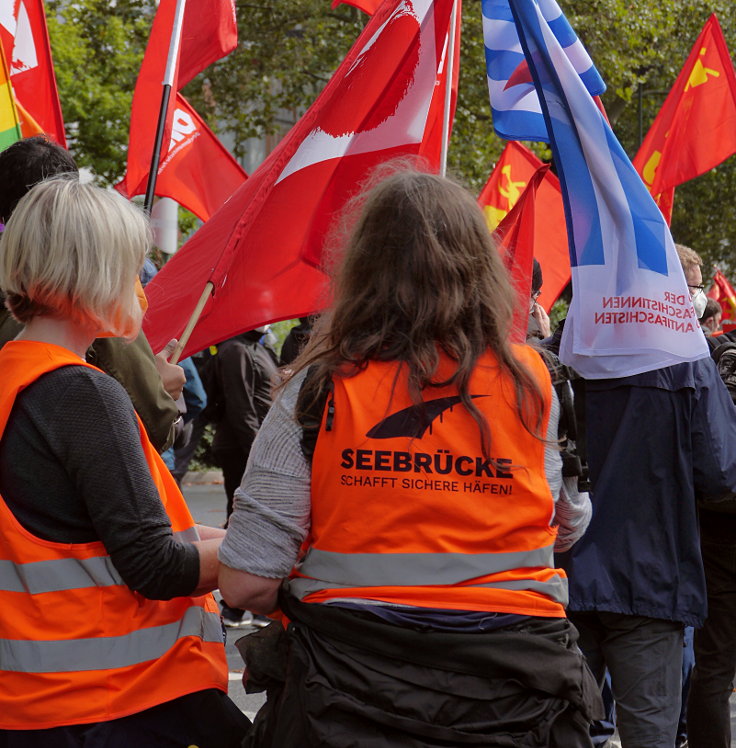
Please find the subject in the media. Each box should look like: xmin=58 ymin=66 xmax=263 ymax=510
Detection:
xmin=0 ymin=0 xmax=65 ymax=146
xmin=492 ymin=0 xmax=708 ymax=378
xmin=143 ymin=0 xmax=457 ymax=358
xmin=633 ymin=14 xmax=736 ymax=221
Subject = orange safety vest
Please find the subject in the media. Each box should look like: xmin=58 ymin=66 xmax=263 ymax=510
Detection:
xmin=288 ymin=346 xmax=568 ymax=618
xmin=0 ymin=340 xmax=227 ymax=730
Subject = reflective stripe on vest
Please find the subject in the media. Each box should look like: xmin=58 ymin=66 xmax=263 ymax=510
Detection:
xmin=0 ymin=527 xmax=198 ymax=594
xmin=289 ymin=573 xmax=569 ymax=607
xmin=290 ymin=546 xmax=568 ymax=606
xmin=0 ymin=606 xmax=223 ymax=674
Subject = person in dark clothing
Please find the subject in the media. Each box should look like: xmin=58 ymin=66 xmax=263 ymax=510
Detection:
xmin=279 ymin=317 xmax=313 ymax=366
xmin=210 ymin=330 xmax=278 ymax=628
xmin=556 ymin=241 xmax=736 ymax=748
xmin=211 ymin=330 xmax=278 ymax=518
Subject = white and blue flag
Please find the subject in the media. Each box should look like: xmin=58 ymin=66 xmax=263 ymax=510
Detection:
xmin=485 ymin=0 xmax=709 ymax=378
xmin=482 ymin=0 xmax=605 ymax=142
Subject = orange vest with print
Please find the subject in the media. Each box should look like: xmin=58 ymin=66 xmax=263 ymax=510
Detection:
xmin=288 ymin=346 xmax=567 ymax=618
xmin=0 ymin=340 xmax=227 ymax=730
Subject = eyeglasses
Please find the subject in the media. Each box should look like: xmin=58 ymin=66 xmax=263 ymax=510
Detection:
xmin=687 ymin=284 xmax=705 ymax=292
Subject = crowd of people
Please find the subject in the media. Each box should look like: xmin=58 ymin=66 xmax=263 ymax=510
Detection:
xmin=0 ymin=136 xmax=734 ymax=748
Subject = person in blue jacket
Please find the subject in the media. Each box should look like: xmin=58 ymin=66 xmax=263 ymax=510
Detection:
xmin=557 ymin=245 xmax=736 ymax=748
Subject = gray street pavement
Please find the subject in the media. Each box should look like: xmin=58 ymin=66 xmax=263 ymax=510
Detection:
xmin=180 ymin=470 xmax=736 ymax=742
xmin=181 ymin=472 xmax=266 ymax=722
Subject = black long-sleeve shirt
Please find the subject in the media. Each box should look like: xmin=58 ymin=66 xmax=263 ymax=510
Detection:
xmin=0 ymin=366 xmax=199 ymax=600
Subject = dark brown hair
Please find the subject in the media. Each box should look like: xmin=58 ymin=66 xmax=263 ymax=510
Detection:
xmin=289 ymin=167 xmax=546 ymax=456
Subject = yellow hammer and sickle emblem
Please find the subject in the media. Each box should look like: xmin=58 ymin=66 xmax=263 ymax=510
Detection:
xmin=686 ymin=48 xmax=720 ymax=91
xmin=498 ymin=165 xmax=527 ymax=203
xmin=483 ymin=205 xmax=508 ymax=231
xmin=642 ymin=150 xmax=662 ymax=187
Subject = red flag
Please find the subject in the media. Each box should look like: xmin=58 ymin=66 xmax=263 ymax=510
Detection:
xmin=143 ymin=0 xmax=457 ymax=357
xmin=493 ymin=168 xmax=549 ymax=343
xmin=331 ymin=0 xmax=383 ymax=14
xmin=178 ymin=0 xmax=237 ymax=89
xmin=116 ymin=94 xmax=247 ymax=223
xmin=633 ymin=14 xmax=736 ymax=203
xmin=708 ymin=269 xmax=736 ymax=324
xmin=121 ymin=0 xmax=238 ymax=202
xmin=0 ymin=0 xmax=65 ymax=146
xmin=478 ymin=142 xmax=542 ymax=231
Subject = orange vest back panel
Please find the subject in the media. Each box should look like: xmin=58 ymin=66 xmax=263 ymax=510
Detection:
xmin=0 ymin=340 xmax=227 ymax=729
xmin=290 ymin=347 xmax=567 ymax=617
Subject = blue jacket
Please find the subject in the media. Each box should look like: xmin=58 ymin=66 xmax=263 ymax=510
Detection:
xmin=558 ymin=357 xmax=736 ymax=627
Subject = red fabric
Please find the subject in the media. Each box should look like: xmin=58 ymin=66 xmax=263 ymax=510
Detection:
xmin=708 ymin=269 xmax=736 ymax=324
xmin=0 ymin=0 xmax=65 ymax=146
xmin=418 ymin=0 xmax=461 ymax=167
xmin=478 ymin=141 xmax=542 ymax=231
xmin=178 ymin=0 xmax=237 ymax=89
xmin=487 ymin=159 xmax=568 ymax=316
xmin=633 ymin=14 xmax=736 ymax=197
xmin=116 ymin=93 xmax=246 ymax=222
xmin=331 ymin=0 xmax=383 ymax=14
xmin=120 ymin=0 xmax=238 ymax=202
xmin=143 ymin=0 xmax=457 ymax=357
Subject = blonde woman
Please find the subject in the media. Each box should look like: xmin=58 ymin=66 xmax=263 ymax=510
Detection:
xmin=0 ymin=177 xmax=248 ymax=746
xmin=218 ymin=170 xmax=599 ymax=747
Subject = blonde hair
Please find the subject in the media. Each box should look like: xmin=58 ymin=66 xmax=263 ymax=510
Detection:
xmin=0 ymin=176 xmax=150 ymax=338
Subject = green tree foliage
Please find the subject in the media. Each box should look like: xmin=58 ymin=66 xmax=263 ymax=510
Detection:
xmin=47 ymin=0 xmax=736 ymax=274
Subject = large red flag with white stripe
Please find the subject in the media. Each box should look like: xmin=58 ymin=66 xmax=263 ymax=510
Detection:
xmin=143 ymin=0 xmax=457 ymax=357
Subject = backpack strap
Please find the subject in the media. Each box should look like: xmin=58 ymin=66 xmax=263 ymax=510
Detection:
xmin=298 ymin=365 xmax=334 ymax=465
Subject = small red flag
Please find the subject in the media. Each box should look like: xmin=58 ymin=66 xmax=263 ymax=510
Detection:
xmin=708 ymin=269 xmax=736 ymax=324
xmin=633 ymin=14 xmax=736 ymax=201
xmin=493 ymin=164 xmax=569 ymax=337
xmin=122 ymin=0 xmax=238 ymax=203
xmin=116 ymin=94 xmax=247 ymax=223
xmin=331 ymin=0 xmax=383 ymax=14
xmin=478 ymin=141 xmax=542 ymax=231
xmin=143 ymin=0 xmax=457 ymax=357
xmin=0 ymin=0 xmax=66 ymax=146
xmin=494 ymin=167 xmax=548 ymax=343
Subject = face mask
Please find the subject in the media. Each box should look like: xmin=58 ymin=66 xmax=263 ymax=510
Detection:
xmin=692 ymin=289 xmax=707 ymax=319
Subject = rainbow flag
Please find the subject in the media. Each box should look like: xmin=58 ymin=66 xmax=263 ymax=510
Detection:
xmin=0 ymin=42 xmax=21 ymax=153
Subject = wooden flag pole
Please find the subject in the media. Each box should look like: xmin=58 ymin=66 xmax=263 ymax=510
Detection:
xmin=169 ymin=281 xmax=214 ymax=364
xmin=143 ymin=0 xmax=187 ymax=214
xmin=439 ymin=0 xmax=459 ymax=178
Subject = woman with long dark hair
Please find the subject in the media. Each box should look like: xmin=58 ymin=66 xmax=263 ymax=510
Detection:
xmin=219 ymin=169 xmax=598 ymax=747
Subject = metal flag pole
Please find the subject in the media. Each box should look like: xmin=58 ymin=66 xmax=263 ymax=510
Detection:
xmin=439 ymin=0 xmax=459 ymax=178
xmin=143 ymin=0 xmax=187 ymax=214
